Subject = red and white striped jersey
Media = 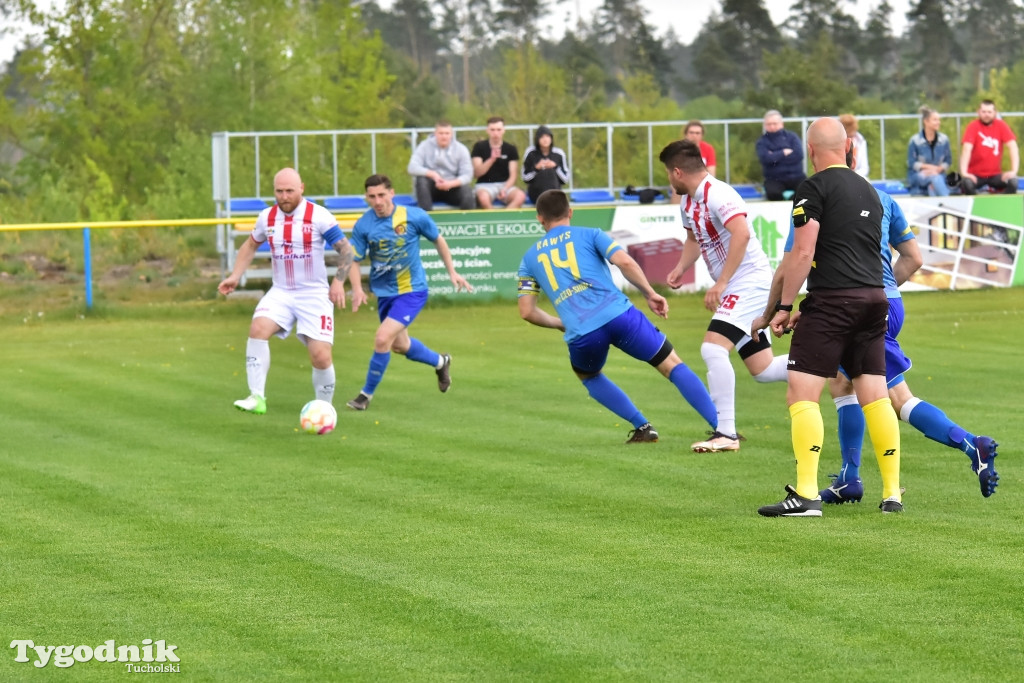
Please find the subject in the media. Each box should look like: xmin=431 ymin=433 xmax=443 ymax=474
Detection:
xmin=251 ymin=200 xmax=339 ymax=291
xmin=680 ymin=175 xmax=771 ymax=283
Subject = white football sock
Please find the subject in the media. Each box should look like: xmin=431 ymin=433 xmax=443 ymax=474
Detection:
xmin=313 ymin=365 xmax=336 ymax=403
xmin=701 ymin=342 xmax=736 ymax=436
xmin=753 ymin=354 xmax=789 ymax=383
xmin=246 ymin=338 xmax=270 ymax=398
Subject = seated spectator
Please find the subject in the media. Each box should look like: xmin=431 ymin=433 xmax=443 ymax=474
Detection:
xmin=407 ymin=120 xmax=476 ymax=210
xmin=959 ymin=99 xmax=1018 ymax=195
xmin=522 ymin=125 xmax=570 ymax=204
xmin=839 ymin=113 xmax=869 ymax=178
xmin=671 ymin=120 xmax=717 ymax=204
xmin=906 ymin=106 xmax=952 ymax=197
xmin=755 ymin=110 xmax=807 ymax=201
xmin=471 ymin=116 xmax=526 ymax=209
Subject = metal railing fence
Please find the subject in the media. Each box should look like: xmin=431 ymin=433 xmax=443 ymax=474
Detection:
xmin=211 ymin=112 xmax=1024 ymax=206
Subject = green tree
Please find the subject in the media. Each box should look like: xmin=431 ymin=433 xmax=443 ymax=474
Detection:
xmin=957 ymin=0 xmax=1024 ymax=92
xmin=689 ymin=0 xmax=782 ymax=97
xmin=905 ymin=0 xmax=963 ymax=101
xmin=754 ymin=39 xmax=858 ymax=116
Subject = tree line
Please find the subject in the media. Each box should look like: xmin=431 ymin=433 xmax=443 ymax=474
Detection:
xmin=2 ymin=0 xmax=1024 ymax=227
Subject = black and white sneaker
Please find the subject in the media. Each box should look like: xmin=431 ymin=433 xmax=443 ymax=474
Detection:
xmin=625 ymin=423 xmax=659 ymax=443
xmin=346 ymin=392 xmax=371 ymax=411
xmin=436 ymin=354 xmax=452 ymax=393
xmin=879 ymin=496 xmax=904 ymax=514
xmin=758 ymin=484 xmax=823 ymax=517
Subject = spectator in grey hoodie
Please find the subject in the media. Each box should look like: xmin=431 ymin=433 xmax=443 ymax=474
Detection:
xmin=407 ymin=120 xmax=476 ymax=210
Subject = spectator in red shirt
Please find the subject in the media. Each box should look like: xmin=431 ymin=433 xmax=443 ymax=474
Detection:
xmin=670 ymin=120 xmax=717 ymax=205
xmin=959 ymin=100 xmax=1019 ymax=195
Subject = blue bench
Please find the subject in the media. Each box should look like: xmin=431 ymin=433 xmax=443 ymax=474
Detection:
xmin=229 ymin=198 xmax=269 ymax=212
xmin=872 ymin=180 xmax=910 ymax=196
xmin=571 ymin=189 xmax=616 ymax=204
xmin=324 ymin=196 xmax=367 ymax=211
xmin=734 ymin=184 xmax=764 ymax=200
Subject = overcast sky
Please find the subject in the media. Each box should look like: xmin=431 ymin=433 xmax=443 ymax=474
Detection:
xmin=1 ymin=1 xmax=911 ymax=65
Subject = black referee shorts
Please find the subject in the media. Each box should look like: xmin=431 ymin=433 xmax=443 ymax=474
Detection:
xmin=788 ymin=287 xmax=888 ymax=379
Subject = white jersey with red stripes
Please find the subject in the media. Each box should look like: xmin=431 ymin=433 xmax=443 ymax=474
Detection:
xmin=680 ymin=174 xmax=771 ymax=284
xmin=250 ymin=199 xmax=338 ymax=292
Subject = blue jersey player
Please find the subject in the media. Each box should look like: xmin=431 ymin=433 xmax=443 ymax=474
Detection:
xmin=753 ymin=162 xmax=999 ymax=501
xmin=344 ymin=174 xmax=473 ymax=411
xmin=517 ymin=189 xmax=719 ymax=443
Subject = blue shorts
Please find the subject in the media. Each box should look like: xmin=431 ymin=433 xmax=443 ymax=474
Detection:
xmin=567 ymin=307 xmax=666 ymax=374
xmin=838 ymin=296 xmax=912 ymax=386
xmin=884 ymin=296 xmax=912 ymax=385
xmin=377 ymin=291 xmax=428 ymax=326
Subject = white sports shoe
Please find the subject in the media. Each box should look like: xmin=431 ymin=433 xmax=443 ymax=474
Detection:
xmin=233 ymin=394 xmax=266 ymax=414
xmin=691 ymin=431 xmax=741 ymax=453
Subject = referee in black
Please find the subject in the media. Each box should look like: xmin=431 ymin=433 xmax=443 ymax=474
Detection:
xmin=758 ymin=116 xmax=902 ymax=517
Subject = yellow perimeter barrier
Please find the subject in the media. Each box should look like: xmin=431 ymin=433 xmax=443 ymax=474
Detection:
xmin=0 ymin=214 xmax=362 ymax=309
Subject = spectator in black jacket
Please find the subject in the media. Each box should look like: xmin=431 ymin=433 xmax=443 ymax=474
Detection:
xmin=755 ymin=110 xmax=807 ymax=201
xmin=522 ymin=125 xmax=570 ymax=204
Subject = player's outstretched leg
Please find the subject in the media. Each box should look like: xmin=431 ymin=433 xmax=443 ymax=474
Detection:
xmin=403 ymin=338 xmax=451 ymax=393
xmin=900 ymin=397 xmax=999 ymax=497
xmin=580 ymin=374 xmax=655 ymax=444
xmin=667 ymin=364 xmax=718 ymax=429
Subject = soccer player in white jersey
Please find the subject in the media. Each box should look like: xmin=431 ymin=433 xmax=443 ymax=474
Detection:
xmin=218 ymin=167 xmax=363 ymax=415
xmin=660 ymin=139 xmax=789 ymax=453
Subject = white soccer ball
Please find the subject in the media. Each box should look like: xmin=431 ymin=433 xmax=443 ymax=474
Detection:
xmin=299 ymin=399 xmax=337 ymax=435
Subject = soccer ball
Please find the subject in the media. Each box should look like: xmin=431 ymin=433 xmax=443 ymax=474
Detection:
xmin=299 ymin=399 xmax=337 ymax=435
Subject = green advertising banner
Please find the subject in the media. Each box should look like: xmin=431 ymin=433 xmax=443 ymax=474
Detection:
xmin=425 ymin=208 xmax=616 ymax=299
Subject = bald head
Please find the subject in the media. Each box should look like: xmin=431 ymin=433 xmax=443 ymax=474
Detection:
xmin=273 ymin=167 xmax=304 ymax=213
xmin=806 ymin=117 xmax=849 ymax=171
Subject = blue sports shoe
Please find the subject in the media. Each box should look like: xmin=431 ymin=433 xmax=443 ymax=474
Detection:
xmin=819 ymin=475 xmax=864 ymax=505
xmin=968 ymin=436 xmax=999 ymax=497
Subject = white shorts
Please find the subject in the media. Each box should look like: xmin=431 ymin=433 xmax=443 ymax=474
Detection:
xmin=475 ymin=182 xmax=523 ymax=202
xmin=711 ymin=274 xmax=771 ymax=339
xmin=253 ymin=286 xmax=334 ymax=344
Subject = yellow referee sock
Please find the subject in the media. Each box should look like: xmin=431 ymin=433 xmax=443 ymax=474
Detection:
xmin=863 ymin=397 xmax=901 ymax=500
xmin=790 ymin=400 xmax=824 ymax=499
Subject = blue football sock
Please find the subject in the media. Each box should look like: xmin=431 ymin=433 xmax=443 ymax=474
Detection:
xmin=669 ymin=363 xmax=718 ymax=429
xmin=581 ymin=374 xmax=646 ymax=428
xmin=361 ymin=351 xmax=391 ymax=395
xmin=404 ymin=338 xmax=440 ymax=366
xmin=835 ymin=398 xmax=864 ymax=481
xmin=905 ymin=399 xmax=976 ymax=458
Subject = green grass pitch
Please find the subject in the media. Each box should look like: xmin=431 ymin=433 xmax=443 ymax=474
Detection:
xmin=1 ymin=289 xmax=1022 ymax=680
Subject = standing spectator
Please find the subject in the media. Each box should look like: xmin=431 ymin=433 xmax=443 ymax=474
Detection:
xmin=344 ymin=174 xmax=473 ymax=411
xmin=660 ymin=139 xmax=789 ymax=452
xmin=472 ymin=116 xmax=526 ymax=209
xmin=670 ymin=120 xmax=717 ymax=204
xmin=522 ymin=125 xmax=570 ymax=204
xmin=839 ymin=113 xmax=869 ymax=178
xmin=755 ymin=110 xmax=807 ymax=201
xmin=959 ymin=99 xmax=1019 ymax=195
xmin=407 ymin=120 xmax=476 ymax=210
xmin=906 ymin=106 xmax=952 ymax=197
xmin=759 ymin=117 xmax=901 ymax=517
xmin=517 ymin=189 xmax=719 ymax=444
xmin=218 ymin=167 xmax=360 ymax=415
